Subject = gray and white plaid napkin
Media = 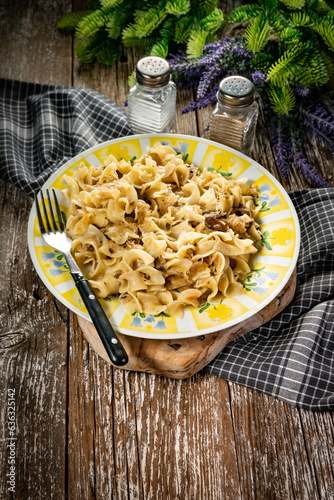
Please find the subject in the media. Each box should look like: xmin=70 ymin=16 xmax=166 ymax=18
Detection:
xmin=1 ymin=78 xmax=333 ymax=411
xmin=0 ymin=78 xmax=131 ymax=196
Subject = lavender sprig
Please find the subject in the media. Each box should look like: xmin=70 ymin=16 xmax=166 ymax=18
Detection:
xmin=294 ymin=153 xmax=329 ymax=187
xmin=168 ymin=52 xmax=204 ymax=89
xmin=286 ymin=119 xmax=329 ymax=187
xmin=181 ymin=86 xmax=218 ymax=114
xmin=169 ymin=37 xmax=255 ymax=113
xmin=295 ymin=85 xmax=310 ymax=97
xmin=251 ymin=70 xmax=267 ymax=85
xmin=299 ymin=98 xmax=334 ymax=152
xmin=266 ymin=112 xmax=290 ymax=179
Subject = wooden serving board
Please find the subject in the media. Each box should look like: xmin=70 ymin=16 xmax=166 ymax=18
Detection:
xmin=78 ymin=269 xmax=296 ymax=379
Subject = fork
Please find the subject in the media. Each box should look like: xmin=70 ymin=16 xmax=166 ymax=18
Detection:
xmin=35 ymin=189 xmax=128 ymax=367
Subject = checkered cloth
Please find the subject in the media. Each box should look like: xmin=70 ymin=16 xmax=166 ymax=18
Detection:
xmin=1 ymin=79 xmax=333 ymax=411
xmin=0 ymin=79 xmax=131 ymax=196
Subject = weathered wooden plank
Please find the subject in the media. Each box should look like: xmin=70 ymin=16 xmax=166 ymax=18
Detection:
xmin=298 ymin=408 xmax=334 ymax=500
xmin=228 ymin=383 xmax=334 ymax=500
xmin=0 ymin=0 xmax=72 ymax=85
xmin=0 ymin=1 xmax=72 ymax=498
xmin=68 ymin=314 xmax=242 ymax=500
xmin=0 ymin=181 xmax=69 ymax=499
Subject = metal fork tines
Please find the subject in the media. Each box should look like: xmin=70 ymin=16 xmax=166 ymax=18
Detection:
xmin=35 ymin=189 xmax=72 ymax=255
xmin=34 ymin=188 xmax=128 ymax=367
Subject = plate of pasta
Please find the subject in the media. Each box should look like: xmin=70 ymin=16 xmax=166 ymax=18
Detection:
xmin=28 ymin=134 xmax=300 ymax=339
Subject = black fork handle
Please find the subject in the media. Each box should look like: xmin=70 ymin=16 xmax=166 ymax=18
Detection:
xmin=72 ymin=274 xmax=128 ymax=366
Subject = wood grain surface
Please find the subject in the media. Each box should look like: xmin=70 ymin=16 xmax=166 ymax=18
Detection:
xmin=0 ymin=1 xmax=333 ymax=499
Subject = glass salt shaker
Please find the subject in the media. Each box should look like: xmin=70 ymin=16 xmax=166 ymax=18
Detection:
xmin=127 ymin=56 xmax=177 ymax=134
xmin=209 ymin=76 xmax=258 ymax=156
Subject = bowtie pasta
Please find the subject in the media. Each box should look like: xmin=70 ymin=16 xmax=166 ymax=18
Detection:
xmin=62 ymin=143 xmax=262 ymax=318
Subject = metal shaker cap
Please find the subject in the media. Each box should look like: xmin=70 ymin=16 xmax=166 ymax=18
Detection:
xmin=218 ymin=76 xmax=255 ymax=106
xmin=136 ymin=57 xmax=171 ymax=87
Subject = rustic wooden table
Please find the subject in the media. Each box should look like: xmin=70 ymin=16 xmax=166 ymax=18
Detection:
xmin=1 ymin=1 xmax=334 ymax=499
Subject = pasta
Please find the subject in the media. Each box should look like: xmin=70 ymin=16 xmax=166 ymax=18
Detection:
xmin=62 ymin=143 xmax=263 ymax=318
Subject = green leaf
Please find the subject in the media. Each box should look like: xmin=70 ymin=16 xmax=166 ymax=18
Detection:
xmin=313 ymin=0 xmax=333 ymax=13
xmin=128 ymin=71 xmax=136 ymax=87
xmin=76 ymin=8 xmax=114 ymax=39
xmin=199 ymin=8 xmax=227 ymax=33
xmin=289 ymin=11 xmax=313 ymax=26
xmin=100 ymin=0 xmax=124 ymax=6
xmin=122 ymin=6 xmax=167 ymax=40
xmin=105 ymin=6 xmax=132 ymax=39
xmin=149 ymin=40 xmax=170 ymax=58
xmin=243 ymin=282 xmax=257 ymax=291
xmin=266 ymin=84 xmax=296 ymax=114
xmin=174 ymin=16 xmax=193 ymax=43
xmin=199 ymin=303 xmax=210 ymax=313
xmin=193 ymin=0 xmax=219 ymax=19
xmin=75 ymin=32 xmax=121 ymax=66
xmin=279 ymin=0 xmax=306 ymax=9
xmin=228 ymin=4 xmax=262 ymax=23
xmin=251 ymin=53 xmax=275 ymax=71
xmin=259 ymin=201 xmax=270 ymax=212
xmin=57 ymin=11 xmax=92 ymax=31
xmin=165 ymin=0 xmax=191 ymax=16
xmin=187 ymin=27 xmax=208 ymax=58
xmin=96 ymin=40 xmax=121 ymax=66
xmin=312 ymin=21 xmax=334 ymax=51
xmin=245 ymin=13 xmax=272 ymax=53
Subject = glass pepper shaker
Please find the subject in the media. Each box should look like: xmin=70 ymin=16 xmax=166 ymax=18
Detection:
xmin=209 ymin=76 xmax=258 ymax=156
xmin=127 ymin=56 xmax=177 ymax=134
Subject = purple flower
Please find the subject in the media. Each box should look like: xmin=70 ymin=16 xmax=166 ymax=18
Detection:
xmin=265 ymin=111 xmax=290 ymax=179
xmin=251 ymin=70 xmax=267 ymax=85
xmin=284 ymin=114 xmax=330 ymax=187
xmin=295 ymin=85 xmax=310 ymax=97
xmin=169 ymin=37 xmax=255 ymax=114
xmin=181 ymin=86 xmax=218 ymax=114
xmin=299 ymin=98 xmax=334 ymax=152
xmin=294 ymin=153 xmax=329 ymax=187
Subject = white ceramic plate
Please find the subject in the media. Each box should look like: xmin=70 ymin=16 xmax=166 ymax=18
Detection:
xmin=28 ymin=134 xmax=300 ymax=339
